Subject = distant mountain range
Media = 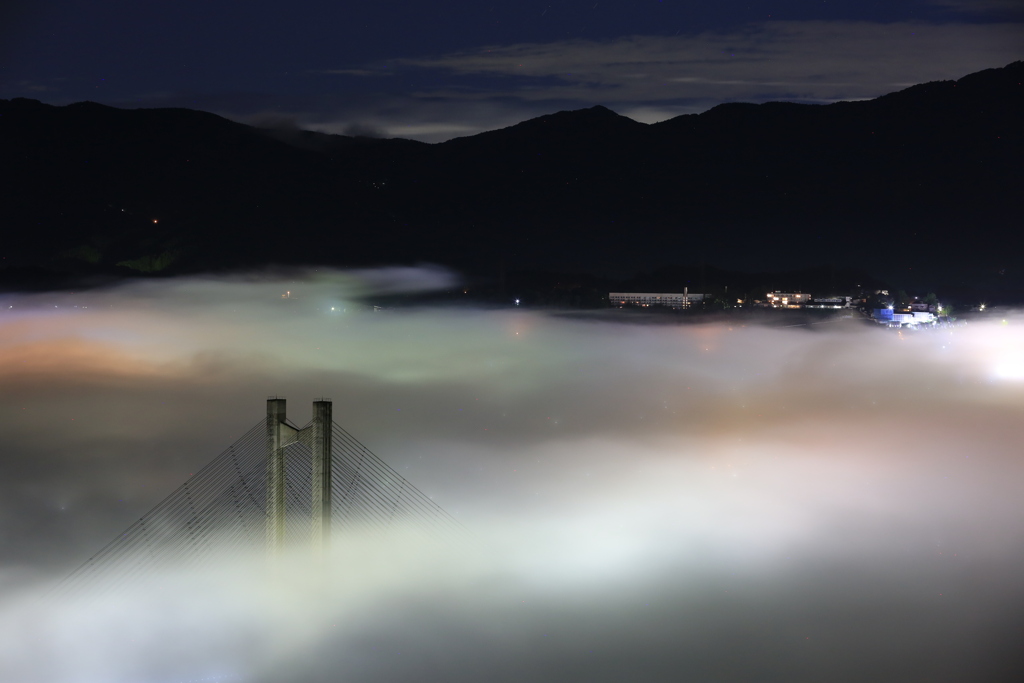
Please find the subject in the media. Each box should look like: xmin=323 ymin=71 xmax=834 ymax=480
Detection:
xmin=1 ymin=61 xmax=1021 ymax=298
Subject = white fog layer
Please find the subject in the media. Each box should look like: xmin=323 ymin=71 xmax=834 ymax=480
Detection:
xmin=0 ymin=269 xmax=1021 ymax=682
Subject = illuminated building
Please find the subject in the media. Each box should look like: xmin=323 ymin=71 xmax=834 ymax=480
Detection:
xmin=609 ymin=291 xmax=706 ymax=310
xmin=767 ymin=292 xmax=811 ymax=308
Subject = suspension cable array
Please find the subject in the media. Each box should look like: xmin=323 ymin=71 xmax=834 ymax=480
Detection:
xmin=58 ymin=399 xmax=469 ymax=594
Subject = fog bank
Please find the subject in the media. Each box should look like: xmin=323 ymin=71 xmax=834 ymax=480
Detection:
xmin=1 ymin=268 xmax=1022 ymax=682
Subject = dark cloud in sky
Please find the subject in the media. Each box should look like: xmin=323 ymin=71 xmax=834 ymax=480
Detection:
xmin=928 ymin=0 xmax=1024 ymax=18
xmin=1 ymin=1 xmax=1020 ymax=140
xmin=391 ymin=20 xmax=1022 ymax=122
xmin=1 ymin=268 xmax=1023 ymax=681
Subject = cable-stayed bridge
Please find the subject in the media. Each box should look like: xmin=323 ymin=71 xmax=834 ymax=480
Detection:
xmin=60 ymin=398 xmax=466 ymax=592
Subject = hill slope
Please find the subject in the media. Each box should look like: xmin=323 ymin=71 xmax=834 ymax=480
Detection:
xmin=0 ymin=61 xmax=1020 ymax=294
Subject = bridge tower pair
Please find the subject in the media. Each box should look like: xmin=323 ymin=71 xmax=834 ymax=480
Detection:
xmin=266 ymin=397 xmax=332 ymax=555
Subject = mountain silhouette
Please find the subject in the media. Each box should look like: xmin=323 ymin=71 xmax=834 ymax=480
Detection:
xmin=1 ymin=61 xmax=1020 ymax=296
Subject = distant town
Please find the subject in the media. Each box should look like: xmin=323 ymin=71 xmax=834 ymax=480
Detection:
xmin=609 ymin=288 xmax=968 ymax=328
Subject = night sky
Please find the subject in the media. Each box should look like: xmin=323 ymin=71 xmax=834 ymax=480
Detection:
xmin=2 ymin=1 xmax=1021 ymax=140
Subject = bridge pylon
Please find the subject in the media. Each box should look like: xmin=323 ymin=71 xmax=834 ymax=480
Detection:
xmin=266 ymin=397 xmax=332 ymax=557
xmin=266 ymin=398 xmax=287 ymax=557
xmin=57 ymin=396 xmax=468 ymax=594
xmin=311 ymin=399 xmax=333 ymax=555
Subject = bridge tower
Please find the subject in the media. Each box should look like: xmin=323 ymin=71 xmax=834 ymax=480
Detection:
xmin=266 ymin=397 xmax=333 ymax=556
xmin=266 ymin=398 xmax=288 ymax=556
xmin=311 ymin=399 xmax=333 ymax=554
xmin=59 ymin=395 xmax=467 ymax=593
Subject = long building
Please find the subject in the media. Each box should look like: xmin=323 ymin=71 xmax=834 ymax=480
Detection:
xmin=609 ymin=291 xmax=706 ymax=309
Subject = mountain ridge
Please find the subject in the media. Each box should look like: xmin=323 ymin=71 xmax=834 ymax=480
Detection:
xmin=1 ymin=61 xmax=1021 ymax=298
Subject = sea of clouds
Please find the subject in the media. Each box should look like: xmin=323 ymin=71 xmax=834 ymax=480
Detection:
xmin=1 ymin=267 xmax=1022 ymax=682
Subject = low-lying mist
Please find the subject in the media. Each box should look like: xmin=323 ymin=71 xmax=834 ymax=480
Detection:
xmin=1 ymin=268 xmax=1022 ymax=682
